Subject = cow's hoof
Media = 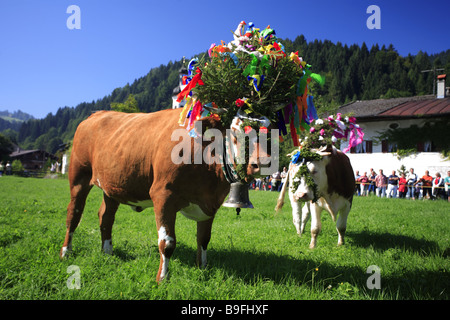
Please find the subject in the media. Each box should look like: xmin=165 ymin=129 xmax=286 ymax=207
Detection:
xmin=102 ymin=239 xmax=113 ymax=255
xmin=60 ymin=246 xmax=72 ymax=259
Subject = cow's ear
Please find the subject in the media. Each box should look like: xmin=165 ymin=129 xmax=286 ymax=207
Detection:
xmin=325 ymin=144 xmax=335 ymax=154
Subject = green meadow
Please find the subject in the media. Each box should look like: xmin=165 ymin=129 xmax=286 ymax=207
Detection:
xmin=0 ymin=176 xmax=448 ymax=300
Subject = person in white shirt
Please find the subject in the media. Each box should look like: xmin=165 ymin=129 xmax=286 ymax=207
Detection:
xmin=406 ymin=168 xmax=417 ymax=199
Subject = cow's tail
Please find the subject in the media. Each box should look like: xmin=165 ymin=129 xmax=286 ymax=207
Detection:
xmin=275 ymin=166 xmax=290 ymax=213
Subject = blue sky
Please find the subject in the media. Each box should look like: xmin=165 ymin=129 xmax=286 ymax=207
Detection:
xmin=0 ymin=0 xmax=449 ymax=119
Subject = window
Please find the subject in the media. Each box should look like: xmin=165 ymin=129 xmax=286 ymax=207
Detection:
xmin=351 ymin=140 xmax=372 ymax=153
xmin=387 ymin=142 xmax=397 ymax=152
xmin=381 ymin=140 xmax=388 ymax=153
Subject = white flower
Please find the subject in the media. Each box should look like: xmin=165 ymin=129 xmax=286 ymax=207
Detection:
xmin=335 ymin=120 xmax=346 ymax=131
xmin=315 ymin=119 xmax=323 ymax=125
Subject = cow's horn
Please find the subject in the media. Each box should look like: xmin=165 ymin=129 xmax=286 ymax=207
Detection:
xmin=203 ymin=105 xmax=228 ymax=114
xmin=313 ymin=145 xmax=332 ymax=156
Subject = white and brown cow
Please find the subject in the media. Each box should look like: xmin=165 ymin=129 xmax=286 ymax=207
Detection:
xmin=60 ymin=108 xmax=271 ymax=282
xmin=275 ymin=145 xmax=355 ymax=248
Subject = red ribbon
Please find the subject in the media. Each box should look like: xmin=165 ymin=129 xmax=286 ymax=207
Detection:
xmin=177 ymin=68 xmax=204 ymax=102
xmin=290 ymin=117 xmax=299 ymax=146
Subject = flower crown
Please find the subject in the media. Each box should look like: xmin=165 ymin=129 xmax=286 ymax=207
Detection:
xmin=299 ymin=113 xmax=364 ymax=153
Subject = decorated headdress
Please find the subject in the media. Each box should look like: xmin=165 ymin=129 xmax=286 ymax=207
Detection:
xmin=176 ymin=20 xmax=325 ymax=145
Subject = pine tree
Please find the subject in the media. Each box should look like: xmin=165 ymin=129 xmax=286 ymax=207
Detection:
xmin=111 ymin=94 xmax=140 ymax=113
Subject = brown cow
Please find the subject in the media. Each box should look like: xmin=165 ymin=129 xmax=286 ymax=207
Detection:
xmin=276 ymin=145 xmax=355 ymax=248
xmin=60 ymin=108 xmax=272 ymax=282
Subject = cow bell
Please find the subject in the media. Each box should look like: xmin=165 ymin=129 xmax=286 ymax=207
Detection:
xmin=223 ymin=182 xmax=254 ymax=211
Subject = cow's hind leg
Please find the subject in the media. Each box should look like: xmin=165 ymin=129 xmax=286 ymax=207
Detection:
xmin=98 ymin=193 xmax=120 ymax=254
xmin=336 ymin=201 xmax=351 ymax=246
xmin=196 ymin=219 xmax=214 ymax=268
xmin=60 ymin=176 xmax=92 ymax=258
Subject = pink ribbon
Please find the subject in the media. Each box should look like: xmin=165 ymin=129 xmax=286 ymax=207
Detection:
xmin=343 ymin=124 xmax=364 ymax=153
xmin=187 ymin=101 xmax=203 ymax=130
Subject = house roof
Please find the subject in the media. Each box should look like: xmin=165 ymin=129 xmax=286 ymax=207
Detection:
xmin=379 ymin=97 xmax=450 ymax=117
xmin=10 ymin=149 xmax=56 ymax=159
xmin=337 ymin=95 xmax=450 ymax=121
xmin=10 ymin=149 xmax=41 ymax=157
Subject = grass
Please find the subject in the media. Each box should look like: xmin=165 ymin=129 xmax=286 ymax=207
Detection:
xmin=0 ymin=176 xmax=448 ymax=300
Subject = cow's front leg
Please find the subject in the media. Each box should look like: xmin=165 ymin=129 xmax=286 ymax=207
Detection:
xmin=301 ymin=202 xmax=311 ymax=236
xmin=155 ymin=215 xmax=175 ymax=283
xmin=289 ymin=189 xmax=303 ymax=235
xmin=309 ymin=203 xmax=323 ymax=249
xmin=156 ymin=218 xmax=176 ymax=283
xmin=152 ymin=190 xmax=179 ymax=283
xmin=196 ymin=218 xmax=214 ymax=268
xmin=336 ymin=201 xmax=351 ymax=246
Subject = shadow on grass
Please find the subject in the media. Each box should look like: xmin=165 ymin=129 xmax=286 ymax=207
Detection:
xmin=346 ymin=230 xmax=441 ymax=256
xmin=169 ymin=242 xmax=448 ymax=299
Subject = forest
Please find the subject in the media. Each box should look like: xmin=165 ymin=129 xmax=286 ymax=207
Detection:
xmin=1 ymin=35 xmax=449 ymax=155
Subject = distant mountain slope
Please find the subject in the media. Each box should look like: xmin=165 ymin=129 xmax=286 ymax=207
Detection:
xmin=0 ymin=110 xmax=35 ymax=132
xmin=0 ymin=110 xmax=35 ymax=122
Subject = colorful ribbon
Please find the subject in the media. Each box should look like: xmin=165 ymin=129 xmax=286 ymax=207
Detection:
xmin=276 ymin=110 xmax=287 ymax=136
xmin=343 ymin=124 xmax=365 ymax=153
xmin=177 ymin=67 xmax=204 ymax=102
xmin=247 ymin=74 xmax=265 ymax=92
xmin=306 ymin=96 xmax=318 ymax=123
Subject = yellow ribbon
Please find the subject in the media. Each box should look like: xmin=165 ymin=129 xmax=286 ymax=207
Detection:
xmin=178 ymin=97 xmax=194 ymax=126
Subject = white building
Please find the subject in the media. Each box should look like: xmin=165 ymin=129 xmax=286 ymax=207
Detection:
xmin=172 ymin=61 xmax=188 ymax=109
xmin=338 ymin=77 xmax=450 ymax=176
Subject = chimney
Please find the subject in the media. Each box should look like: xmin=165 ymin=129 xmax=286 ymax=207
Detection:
xmin=437 ymin=74 xmax=446 ymax=98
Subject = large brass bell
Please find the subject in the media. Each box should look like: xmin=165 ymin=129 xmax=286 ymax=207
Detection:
xmin=223 ymin=182 xmax=254 ymax=214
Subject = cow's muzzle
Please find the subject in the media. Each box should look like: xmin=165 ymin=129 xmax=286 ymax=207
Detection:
xmin=250 ymin=163 xmax=260 ymax=174
xmin=293 ymin=192 xmax=311 ymax=202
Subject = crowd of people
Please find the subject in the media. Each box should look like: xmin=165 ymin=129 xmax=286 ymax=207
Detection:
xmin=249 ymin=166 xmax=450 ymax=202
xmin=355 ymin=168 xmax=450 ymax=201
xmin=251 ymin=167 xmax=288 ymax=192
xmin=0 ymin=162 xmax=12 ymax=176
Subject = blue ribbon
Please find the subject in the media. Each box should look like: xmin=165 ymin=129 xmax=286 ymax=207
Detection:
xmin=276 ymin=110 xmax=287 ymax=136
xmin=291 ymin=151 xmax=301 ymax=164
xmin=307 ymin=95 xmax=319 ymax=122
xmin=221 ymin=52 xmax=239 ymax=66
xmin=187 ymin=58 xmax=198 ymax=76
xmin=189 ymin=128 xmax=198 ymax=138
xmin=247 ymin=75 xmax=265 ymax=92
